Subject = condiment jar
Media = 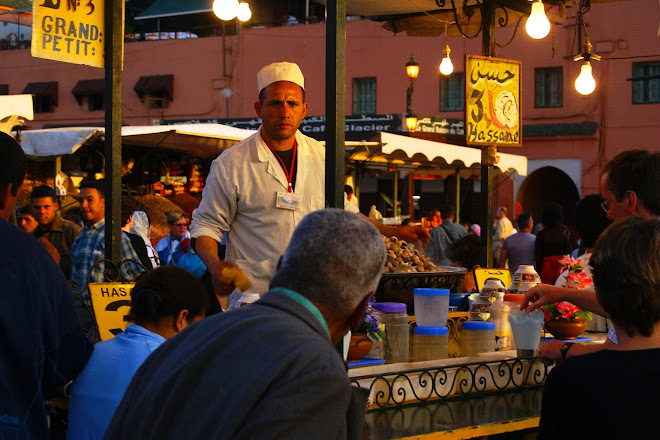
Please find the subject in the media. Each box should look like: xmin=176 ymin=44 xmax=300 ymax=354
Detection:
xmin=371 ymin=302 xmax=409 ymax=364
xmin=413 ymin=325 xmax=448 ymax=361
xmin=509 ymin=265 xmax=540 ymax=294
xmin=461 ymin=321 xmax=496 ymax=357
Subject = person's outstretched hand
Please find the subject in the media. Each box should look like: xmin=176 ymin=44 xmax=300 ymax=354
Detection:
xmin=520 ymin=284 xmax=563 ymax=312
xmin=211 ymin=260 xmax=250 ymax=310
xmin=391 ymin=225 xmax=431 ymax=247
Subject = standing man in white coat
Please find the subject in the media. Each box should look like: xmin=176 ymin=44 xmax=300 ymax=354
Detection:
xmin=191 ymin=61 xmax=429 ymax=309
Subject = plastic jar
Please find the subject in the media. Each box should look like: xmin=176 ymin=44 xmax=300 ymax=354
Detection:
xmin=413 ymin=288 xmax=450 ymax=326
xmin=372 ymin=302 xmax=409 ymax=363
xmin=413 ymin=325 xmax=448 ymax=361
xmin=461 ymin=321 xmax=496 ymax=357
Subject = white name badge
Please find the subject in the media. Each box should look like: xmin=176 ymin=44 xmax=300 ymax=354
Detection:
xmin=276 ymin=191 xmax=301 ymax=211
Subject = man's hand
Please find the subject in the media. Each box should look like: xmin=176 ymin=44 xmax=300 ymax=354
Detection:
xmin=38 ymin=237 xmax=60 ymax=265
xmin=520 ymin=284 xmax=564 ymax=312
xmin=390 ymin=225 xmax=431 ymax=247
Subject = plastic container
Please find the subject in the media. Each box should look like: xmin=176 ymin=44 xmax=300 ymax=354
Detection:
xmin=414 ymin=288 xmax=450 ymax=326
xmin=488 ymin=292 xmax=512 ymax=351
xmin=449 ymin=293 xmax=471 ymax=311
xmin=461 ymin=321 xmax=496 ymax=357
xmin=234 ymin=293 xmax=260 ymax=308
xmin=413 ymin=325 xmax=449 ymax=361
xmin=372 ymin=302 xmax=409 ymax=363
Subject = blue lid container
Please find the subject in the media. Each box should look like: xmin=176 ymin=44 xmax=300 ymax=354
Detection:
xmin=414 ymin=325 xmax=449 ymax=335
xmin=462 ymin=321 xmax=495 ymax=331
xmin=413 ymin=288 xmax=450 ymax=296
xmin=371 ymin=302 xmax=407 ymax=313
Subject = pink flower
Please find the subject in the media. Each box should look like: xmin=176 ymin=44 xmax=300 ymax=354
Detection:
xmin=559 ymin=256 xmax=580 ymax=267
xmin=556 ymin=302 xmax=579 ymax=319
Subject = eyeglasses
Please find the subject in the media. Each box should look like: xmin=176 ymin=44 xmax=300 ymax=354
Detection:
xmin=172 ymin=222 xmax=188 ymax=227
xmin=600 ymin=201 xmax=610 ymax=213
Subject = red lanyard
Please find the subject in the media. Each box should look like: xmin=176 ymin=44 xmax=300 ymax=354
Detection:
xmin=266 ymin=140 xmax=297 ymax=193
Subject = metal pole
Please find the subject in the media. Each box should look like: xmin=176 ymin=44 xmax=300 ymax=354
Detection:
xmin=393 ymin=171 xmax=398 ymax=218
xmin=408 ymin=172 xmax=414 ymax=220
xmin=455 ymin=168 xmax=460 ymax=224
xmin=104 ymin=0 xmax=124 ymax=264
xmin=479 ymin=0 xmax=496 ymax=268
xmin=325 ymin=0 xmax=345 ymax=209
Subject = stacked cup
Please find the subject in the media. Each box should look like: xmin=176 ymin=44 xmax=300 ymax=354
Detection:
xmin=413 ymin=288 xmax=450 ymax=361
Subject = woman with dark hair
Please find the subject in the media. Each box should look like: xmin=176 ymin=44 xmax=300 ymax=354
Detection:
xmin=539 ymin=217 xmax=660 ymax=438
xmin=535 ymin=202 xmax=577 ymax=284
xmin=445 ymin=233 xmax=481 ymax=293
xmin=68 ymin=266 xmax=209 ymax=440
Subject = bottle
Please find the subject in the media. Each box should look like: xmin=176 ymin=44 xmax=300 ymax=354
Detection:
xmin=488 ymin=292 xmax=512 ymax=351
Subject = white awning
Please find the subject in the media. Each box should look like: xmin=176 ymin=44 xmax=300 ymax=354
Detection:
xmin=347 ymin=132 xmax=527 ymax=179
xmin=19 ymin=124 xmax=257 ymax=158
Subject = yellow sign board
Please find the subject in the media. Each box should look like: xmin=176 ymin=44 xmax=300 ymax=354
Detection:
xmin=465 ymin=55 xmax=522 ymax=147
xmin=88 ymin=283 xmax=133 ymax=341
xmin=32 ymin=0 xmax=105 ymax=68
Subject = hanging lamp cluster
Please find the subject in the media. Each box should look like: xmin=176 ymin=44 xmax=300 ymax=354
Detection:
xmin=213 ymin=0 xmax=252 ymax=22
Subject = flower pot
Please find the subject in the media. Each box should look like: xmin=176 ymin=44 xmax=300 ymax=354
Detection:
xmin=545 ymin=318 xmax=588 ymax=340
xmin=347 ymin=333 xmax=373 ymax=361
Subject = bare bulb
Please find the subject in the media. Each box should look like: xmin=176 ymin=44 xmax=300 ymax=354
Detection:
xmin=526 ymin=0 xmax=550 ymax=40
xmin=575 ymin=62 xmax=596 ymax=95
xmin=439 ymin=56 xmax=454 ymax=75
xmin=237 ymin=2 xmax=252 ymax=22
xmin=213 ymin=0 xmax=239 ymax=21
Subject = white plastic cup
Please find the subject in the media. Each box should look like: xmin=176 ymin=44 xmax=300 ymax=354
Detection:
xmin=414 ymin=288 xmax=450 ymax=326
xmin=509 ymin=309 xmax=544 ymax=357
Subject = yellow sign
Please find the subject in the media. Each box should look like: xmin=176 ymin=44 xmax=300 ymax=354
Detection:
xmin=465 ymin=55 xmax=522 ymax=147
xmin=32 ymin=0 xmax=105 ymax=68
xmin=88 ymin=283 xmax=133 ymax=341
xmin=474 ymin=268 xmax=512 ymax=292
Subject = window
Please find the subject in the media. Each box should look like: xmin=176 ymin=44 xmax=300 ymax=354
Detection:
xmin=352 ymin=77 xmax=376 ymax=114
xmin=535 ymin=67 xmax=562 ymax=108
xmin=134 ymin=75 xmax=174 ymax=109
xmin=72 ymin=79 xmax=104 ymax=111
xmin=632 ymin=61 xmax=660 ymax=104
xmin=0 ymin=84 xmax=8 ymax=95
xmin=439 ymin=72 xmax=464 ymax=112
xmin=22 ymin=82 xmax=58 ymax=113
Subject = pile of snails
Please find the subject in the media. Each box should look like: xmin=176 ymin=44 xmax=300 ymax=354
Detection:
xmin=383 ymin=236 xmax=437 ymax=273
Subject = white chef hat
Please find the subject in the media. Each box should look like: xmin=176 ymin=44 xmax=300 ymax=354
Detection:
xmin=257 ymin=62 xmax=305 ymax=93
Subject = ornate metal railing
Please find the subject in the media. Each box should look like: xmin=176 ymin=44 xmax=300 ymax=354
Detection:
xmin=351 ymin=356 xmax=548 ymax=410
xmin=70 ymin=258 xmax=147 ymax=296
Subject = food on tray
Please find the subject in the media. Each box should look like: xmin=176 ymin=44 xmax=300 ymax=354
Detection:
xmin=383 ymin=236 xmax=437 ymax=273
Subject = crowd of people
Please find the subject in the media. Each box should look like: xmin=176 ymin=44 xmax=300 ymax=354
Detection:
xmin=2 ymin=58 xmax=658 ymax=439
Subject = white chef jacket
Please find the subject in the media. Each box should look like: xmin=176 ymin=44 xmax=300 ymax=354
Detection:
xmin=190 ymin=127 xmax=326 ymax=302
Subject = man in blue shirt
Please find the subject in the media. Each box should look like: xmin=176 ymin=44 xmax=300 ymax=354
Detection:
xmin=70 ymin=180 xmax=143 ymax=290
xmin=0 ymin=132 xmax=93 ymax=440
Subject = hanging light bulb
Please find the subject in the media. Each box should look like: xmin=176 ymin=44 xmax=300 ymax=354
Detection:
xmin=575 ymin=61 xmax=596 ymax=95
xmin=213 ymin=0 xmax=239 ymax=21
xmin=526 ymin=0 xmax=550 ymax=40
xmin=237 ymin=2 xmax=252 ymax=21
xmin=439 ymin=45 xmax=453 ymax=75
xmin=438 ymin=23 xmax=454 ymax=76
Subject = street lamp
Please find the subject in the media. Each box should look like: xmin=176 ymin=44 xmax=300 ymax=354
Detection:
xmin=405 ymin=54 xmax=419 ymax=132
xmin=213 ymin=0 xmax=252 ymax=22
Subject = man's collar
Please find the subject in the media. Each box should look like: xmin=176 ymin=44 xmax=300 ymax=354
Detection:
xmin=85 ymin=218 xmax=105 ymax=230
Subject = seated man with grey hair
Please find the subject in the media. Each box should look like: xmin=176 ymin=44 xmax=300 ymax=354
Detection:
xmin=155 ymin=210 xmax=190 ymax=265
xmin=104 ymin=209 xmax=386 ymax=440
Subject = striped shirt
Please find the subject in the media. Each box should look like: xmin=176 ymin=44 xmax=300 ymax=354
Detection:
xmin=71 ymin=219 xmax=144 ymax=290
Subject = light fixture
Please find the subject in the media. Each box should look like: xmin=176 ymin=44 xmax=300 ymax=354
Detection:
xmin=439 ymin=22 xmax=453 ymax=76
xmin=575 ymin=62 xmax=595 ymax=95
xmin=405 ymin=55 xmax=420 ymax=80
xmin=525 ymin=0 xmax=550 ymax=40
xmin=213 ymin=0 xmax=240 ymax=21
xmin=405 ymin=54 xmax=419 ymax=132
xmin=573 ymin=41 xmax=601 ymax=95
xmin=405 ymin=114 xmax=418 ymax=132
xmin=237 ymin=2 xmax=252 ymax=22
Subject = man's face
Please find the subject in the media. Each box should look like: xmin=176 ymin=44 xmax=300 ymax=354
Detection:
xmin=18 ymin=213 xmax=38 ymax=234
xmin=600 ymin=172 xmax=633 ymax=221
xmin=80 ymin=188 xmax=105 ymax=224
xmin=31 ymin=196 xmax=58 ymax=225
xmin=169 ymin=218 xmax=188 ymax=239
xmin=255 ymin=81 xmax=308 ymax=145
xmin=495 ymin=208 xmax=503 ymax=220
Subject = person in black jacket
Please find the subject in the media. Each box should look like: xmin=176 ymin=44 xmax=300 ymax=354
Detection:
xmin=121 ymin=198 xmax=152 ymax=270
xmin=0 ymin=131 xmax=93 ymax=440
